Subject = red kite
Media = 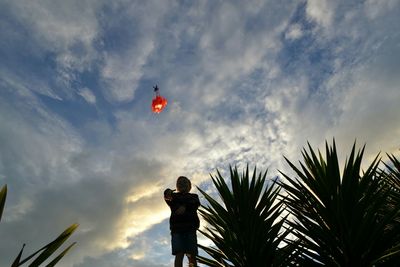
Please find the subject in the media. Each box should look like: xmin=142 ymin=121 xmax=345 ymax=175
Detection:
xmin=151 ymin=85 xmax=167 ymax=113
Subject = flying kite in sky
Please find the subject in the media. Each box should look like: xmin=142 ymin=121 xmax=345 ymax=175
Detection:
xmin=151 ymin=85 xmax=168 ymax=113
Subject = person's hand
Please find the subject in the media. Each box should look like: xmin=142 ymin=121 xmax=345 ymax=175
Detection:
xmin=175 ymin=205 xmax=186 ymax=215
xmin=164 ymin=189 xmax=174 ymax=201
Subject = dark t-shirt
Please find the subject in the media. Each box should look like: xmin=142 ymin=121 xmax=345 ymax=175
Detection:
xmin=164 ymin=190 xmax=200 ymax=233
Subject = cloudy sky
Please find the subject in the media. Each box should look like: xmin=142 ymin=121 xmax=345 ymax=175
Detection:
xmin=0 ymin=0 xmax=399 ymax=266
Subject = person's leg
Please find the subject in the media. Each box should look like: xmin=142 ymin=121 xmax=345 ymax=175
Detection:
xmin=174 ymin=253 xmax=184 ymax=267
xmin=185 ymin=231 xmax=198 ymax=267
xmin=187 ymin=253 xmax=197 ymax=267
xmin=172 ymin=232 xmax=184 ymax=267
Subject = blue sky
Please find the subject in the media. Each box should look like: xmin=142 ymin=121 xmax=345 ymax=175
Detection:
xmin=1 ymin=0 xmax=399 ymax=266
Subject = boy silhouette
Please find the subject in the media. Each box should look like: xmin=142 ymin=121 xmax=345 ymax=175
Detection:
xmin=164 ymin=176 xmax=200 ymax=267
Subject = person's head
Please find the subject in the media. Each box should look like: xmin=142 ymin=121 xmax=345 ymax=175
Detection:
xmin=176 ymin=176 xmax=191 ymax=193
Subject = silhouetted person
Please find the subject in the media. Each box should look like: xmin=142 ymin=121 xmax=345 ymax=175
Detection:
xmin=164 ymin=176 xmax=200 ymax=267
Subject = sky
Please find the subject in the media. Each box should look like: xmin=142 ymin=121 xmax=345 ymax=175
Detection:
xmin=0 ymin=0 xmax=399 ymax=266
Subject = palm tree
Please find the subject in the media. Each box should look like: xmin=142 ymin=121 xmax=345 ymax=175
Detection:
xmin=279 ymin=141 xmax=400 ymax=266
xmin=197 ymin=166 xmax=297 ymax=267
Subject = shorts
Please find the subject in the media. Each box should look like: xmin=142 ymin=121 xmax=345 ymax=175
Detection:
xmin=171 ymin=231 xmax=198 ymax=255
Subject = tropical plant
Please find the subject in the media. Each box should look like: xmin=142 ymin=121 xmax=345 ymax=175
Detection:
xmin=1 ymin=184 xmax=78 ymax=267
xmin=377 ymin=154 xmax=400 ymax=266
xmin=197 ymin=166 xmax=298 ymax=267
xmin=383 ymin=154 xmax=400 ymax=194
xmin=279 ymin=141 xmax=400 ymax=266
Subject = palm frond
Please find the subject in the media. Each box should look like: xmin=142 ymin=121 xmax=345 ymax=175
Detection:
xmin=279 ymin=141 xmax=400 ymax=266
xmin=12 ymin=223 xmax=79 ymax=266
xmin=1 ymin=185 xmax=78 ymax=266
xmin=198 ymin=165 xmax=296 ymax=266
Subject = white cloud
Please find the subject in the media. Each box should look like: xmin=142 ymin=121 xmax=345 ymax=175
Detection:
xmin=101 ymin=39 xmax=155 ymax=102
xmin=326 ymin=39 xmax=400 ymax=160
xmin=0 ymin=106 xmax=173 ymax=266
xmin=6 ymin=0 xmax=99 ymax=50
xmin=2 ymin=0 xmax=103 ymax=98
xmin=285 ymin=23 xmax=303 ymax=40
xmin=306 ymin=0 xmax=335 ymax=28
xmin=98 ymin=0 xmax=174 ymax=103
xmin=197 ymin=2 xmax=288 ymax=81
xmin=364 ymin=0 xmax=399 ymax=19
xmin=78 ymin=87 xmax=97 ymax=104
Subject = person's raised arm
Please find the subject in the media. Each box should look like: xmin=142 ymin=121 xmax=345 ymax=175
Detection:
xmin=164 ymin=188 xmax=174 ymax=204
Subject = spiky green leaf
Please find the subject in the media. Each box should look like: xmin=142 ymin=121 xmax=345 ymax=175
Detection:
xmin=279 ymin=141 xmax=400 ymax=266
xmin=27 ymin=223 xmax=78 ymax=266
xmin=45 ymin=242 xmax=76 ymax=267
xmin=198 ymin=166 xmax=296 ymax=266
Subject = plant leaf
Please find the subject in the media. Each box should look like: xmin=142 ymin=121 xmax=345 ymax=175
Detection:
xmin=11 ymin=244 xmax=25 ymax=267
xmin=24 ymin=223 xmax=78 ymax=267
xmin=45 ymin=242 xmax=76 ymax=267
xmin=0 ymin=185 xmax=7 ymax=222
